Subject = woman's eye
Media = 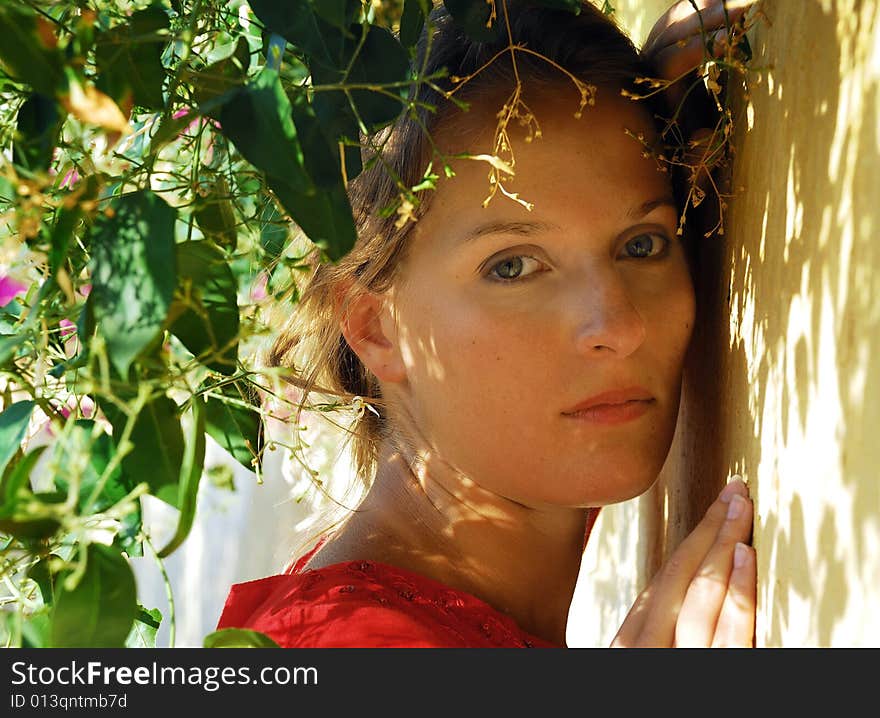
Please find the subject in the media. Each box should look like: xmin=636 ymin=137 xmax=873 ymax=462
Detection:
xmin=487 ymin=255 xmax=544 ymax=282
xmin=622 ymin=233 xmax=669 ymax=259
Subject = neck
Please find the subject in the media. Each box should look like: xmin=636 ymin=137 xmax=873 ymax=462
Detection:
xmin=331 ymin=441 xmax=590 ymax=646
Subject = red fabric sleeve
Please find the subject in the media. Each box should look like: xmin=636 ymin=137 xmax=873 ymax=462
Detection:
xmin=216 ymin=510 xmax=602 ymax=648
xmin=216 ymin=560 xmax=558 ymax=647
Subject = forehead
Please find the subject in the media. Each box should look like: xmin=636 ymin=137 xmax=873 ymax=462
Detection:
xmin=431 ymin=80 xmax=659 ymax=154
xmin=412 ymin=85 xmax=672 ymax=241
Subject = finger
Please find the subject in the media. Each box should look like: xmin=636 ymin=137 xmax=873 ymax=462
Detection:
xmin=711 ymin=542 xmax=757 ymax=647
xmin=643 ymin=0 xmax=751 ymax=58
xmin=649 ymin=28 xmax=743 ymax=118
xmin=649 ymin=27 xmax=730 ymax=84
xmin=610 ymin=584 xmax=654 ymax=647
xmin=614 ymin=478 xmax=749 ymax=647
xmin=647 ymin=32 xmax=721 ymax=111
xmin=673 ymin=492 xmax=754 ymax=647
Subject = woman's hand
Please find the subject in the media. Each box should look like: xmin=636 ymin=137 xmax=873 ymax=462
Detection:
xmin=641 ymin=0 xmax=756 ymax=113
xmin=639 ymin=1 xmax=759 ymax=235
xmin=611 ymin=477 xmax=756 ymax=647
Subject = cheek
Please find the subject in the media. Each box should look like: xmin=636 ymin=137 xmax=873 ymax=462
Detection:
xmin=406 ymin=296 xmax=538 ymax=393
xmin=399 ymin=293 xmax=548 ymax=440
xmin=641 ymin=268 xmax=696 ymax=368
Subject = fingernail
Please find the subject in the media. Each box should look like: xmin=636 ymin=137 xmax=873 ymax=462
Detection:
xmin=720 ymin=476 xmax=744 ymax=503
xmin=727 ymin=493 xmax=746 ymax=520
xmin=734 ymin=542 xmax=750 ymax=569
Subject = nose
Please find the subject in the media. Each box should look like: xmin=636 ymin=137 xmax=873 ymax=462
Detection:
xmin=571 ymin=269 xmax=647 ymax=358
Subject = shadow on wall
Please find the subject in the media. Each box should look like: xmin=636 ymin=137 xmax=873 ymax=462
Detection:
xmin=658 ymin=0 xmax=880 ymax=646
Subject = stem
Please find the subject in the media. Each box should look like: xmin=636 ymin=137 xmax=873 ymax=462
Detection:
xmin=143 ymin=532 xmax=176 ymax=648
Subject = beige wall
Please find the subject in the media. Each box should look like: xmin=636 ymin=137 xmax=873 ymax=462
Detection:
xmin=569 ymin=0 xmax=880 ymax=647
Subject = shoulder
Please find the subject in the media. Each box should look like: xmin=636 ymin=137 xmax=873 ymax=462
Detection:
xmin=217 ymin=560 xmax=476 ymax=648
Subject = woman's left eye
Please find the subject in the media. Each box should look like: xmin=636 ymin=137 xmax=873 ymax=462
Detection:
xmin=621 ymin=233 xmax=670 ymax=259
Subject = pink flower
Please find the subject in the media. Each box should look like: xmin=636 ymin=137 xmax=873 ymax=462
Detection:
xmin=59 ymin=318 xmax=76 ymax=338
xmin=78 ymin=283 xmax=91 ymax=298
xmin=59 ymin=168 xmax=80 ymax=189
xmin=55 ymin=396 xmax=95 ymax=424
xmin=80 ymin=396 xmax=95 ymax=419
xmin=0 ymin=276 xmax=27 ymax=306
xmin=173 ymin=108 xmax=221 ymax=135
xmin=250 ymin=272 xmax=268 ymax=302
xmin=60 ymin=318 xmax=78 ymax=357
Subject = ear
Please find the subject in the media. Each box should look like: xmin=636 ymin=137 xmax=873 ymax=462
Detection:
xmin=337 ymin=285 xmax=407 ymax=384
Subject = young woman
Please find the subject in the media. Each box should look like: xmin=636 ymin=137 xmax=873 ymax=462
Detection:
xmin=216 ymin=0 xmax=757 ymax=648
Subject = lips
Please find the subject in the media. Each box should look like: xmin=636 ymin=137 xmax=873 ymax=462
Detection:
xmin=562 ymin=386 xmax=654 ymax=415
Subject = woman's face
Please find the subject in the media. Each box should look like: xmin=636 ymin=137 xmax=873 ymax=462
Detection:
xmin=383 ymin=89 xmax=695 ymax=508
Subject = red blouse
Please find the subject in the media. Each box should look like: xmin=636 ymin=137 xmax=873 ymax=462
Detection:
xmin=216 ymin=508 xmax=600 ymax=648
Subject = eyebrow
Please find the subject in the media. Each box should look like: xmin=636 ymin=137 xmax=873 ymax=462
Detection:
xmin=627 ymin=196 xmax=678 ymax=220
xmin=459 ymin=197 xmax=678 ymax=244
xmin=460 ymin=220 xmax=559 ymax=244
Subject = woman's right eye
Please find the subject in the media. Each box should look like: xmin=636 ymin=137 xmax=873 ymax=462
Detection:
xmin=486 ymin=255 xmax=544 ymax=282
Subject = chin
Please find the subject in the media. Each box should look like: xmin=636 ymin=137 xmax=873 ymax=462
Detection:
xmin=552 ymin=453 xmax=667 ymax=508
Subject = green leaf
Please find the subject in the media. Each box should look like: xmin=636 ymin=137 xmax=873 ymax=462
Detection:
xmin=188 ymin=36 xmax=250 ymax=106
xmin=0 ymin=486 xmax=64 ymax=540
xmin=310 ymin=0 xmax=362 ymax=30
xmin=400 ymin=0 xmax=427 ymax=48
xmin=259 ymin=200 xmax=288 ymax=259
xmin=1 ymin=446 xmax=46 ymax=512
xmin=149 ymin=111 xmax=197 ymax=152
xmin=107 ymin=395 xmax=185 ymax=507
xmin=217 ymin=68 xmax=356 ymax=259
xmin=217 ymin=69 xmax=310 ymax=191
xmin=125 ymin=605 xmax=162 ymax=648
xmin=168 ymin=241 xmax=240 ymax=374
xmin=89 ymin=190 xmax=177 ymax=377
xmin=48 ymin=174 xmax=97 ymax=277
xmin=27 ymin=555 xmax=58 ymax=606
xmin=0 ymin=5 xmax=65 ymax=96
xmin=95 ymin=4 xmax=170 ymax=111
xmin=248 ymin=0 xmax=337 ymax=68
xmin=194 ymin=184 xmax=238 ymax=250
xmin=0 ymin=175 xmax=15 ymax=203
xmin=158 ymin=396 xmax=206 ymax=557
xmin=0 ymin=514 xmax=61 ymax=540
xmin=291 ymin=95 xmax=345 ymax=189
xmin=0 ymin=334 xmax=28 ymax=369
xmin=274 ymin=179 xmax=357 ymax=260
xmin=47 ymin=294 xmax=94 ymax=378
xmin=14 ymin=92 xmax=62 ymax=172
xmin=442 ymin=0 xmax=502 ymax=42
xmin=53 ymin=421 xmax=128 ymax=511
xmin=312 ymin=23 xmax=410 ymax=131
xmin=0 ymin=400 xmax=35 ymax=478
xmin=50 ymin=543 xmax=138 ymax=648
xmin=0 ymin=448 xmax=61 ymax=540
xmin=309 ymin=92 xmax=363 ymax=181
xmin=204 ymin=385 xmax=262 ymax=471
xmin=51 ymin=420 xmax=142 ymax=553
xmin=22 ymin=610 xmax=51 ymax=648
xmin=49 ymin=203 xmax=81 ymax=277
xmin=203 ymin=627 xmax=280 ymax=648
